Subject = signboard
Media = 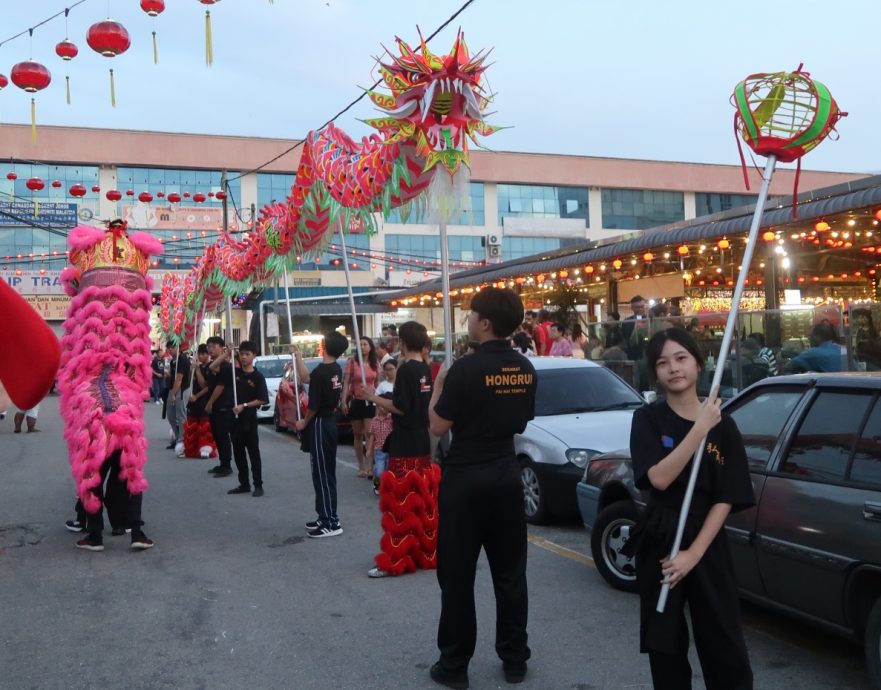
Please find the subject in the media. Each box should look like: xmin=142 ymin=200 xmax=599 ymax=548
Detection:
xmin=123 ymin=204 xmax=235 ymax=232
xmin=2 ymin=270 xmax=65 ymax=295
xmin=24 ymin=295 xmax=71 ymax=319
xmin=0 ymin=201 xmax=79 ymax=227
xmin=388 ymin=270 xmax=440 ymax=288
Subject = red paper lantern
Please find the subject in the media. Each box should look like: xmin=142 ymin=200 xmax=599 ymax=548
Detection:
xmin=11 ymin=61 xmax=51 ymax=143
xmin=87 ymin=20 xmax=131 ymax=107
xmin=126 ymin=189 xmax=135 ymax=196
xmin=69 ymin=184 xmax=87 ymax=198
xmin=55 ymin=40 xmax=79 ymax=60
xmin=51 ymin=180 xmax=62 ymax=188
xmin=677 ymin=245 xmax=690 ymax=256
xmin=138 ymin=192 xmax=154 ymax=203
xmin=643 ymin=252 xmax=654 ymax=262
xmin=762 ymin=230 xmax=777 ymax=242
xmin=815 ymin=220 xmax=830 ymax=232
xmin=0 ymin=74 xmax=7 ymax=90
xmin=207 ymin=191 xmax=215 ymax=198
xmin=718 ymin=238 xmax=730 ymax=250
xmin=167 ymin=192 xmax=181 ymax=203
xmin=140 ymin=0 xmax=165 ymax=16
xmin=6 ymin=172 xmax=17 ymax=180
xmin=156 ymin=191 xmax=165 ymax=198
xmin=91 ymin=185 xmax=101 ymax=193
xmin=106 ymin=189 xmax=122 ymax=201
xmin=612 ymin=259 xmax=623 ymax=270
xmin=183 ymin=192 xmax=191 ymax=198
xmin=215 ymin=190 xmax=227 ymax=201
xmin=26 ymin=178 xmax=45 ymax=192
xmin=193 ymin=192 xmax=206 ymax=203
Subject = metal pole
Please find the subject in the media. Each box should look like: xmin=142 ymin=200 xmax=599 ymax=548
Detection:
xmin=226 ymin=295 xmax=239 ymax=415
xmin=439 ymin=217 xmax=453 ymax=366
xmin=337 ymin=228 xmax=368 ymax=390
xmin=282 ymin=266 xmax=302 ymax=421
xmin=657 ymin=154 xmax=777 ymax=612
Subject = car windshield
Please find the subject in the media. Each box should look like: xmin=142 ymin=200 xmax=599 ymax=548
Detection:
xmin=534 ymin=367 xmax=644 ymax=416
xmin=255 ymin=359 xmax=287 ymax=379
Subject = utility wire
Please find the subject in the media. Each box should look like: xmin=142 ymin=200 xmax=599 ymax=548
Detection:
xmin=0 ymin=1 xmax=91 ymax=49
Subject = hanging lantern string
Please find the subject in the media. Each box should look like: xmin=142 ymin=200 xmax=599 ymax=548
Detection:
xmin=0 ymin=0 xmax=89 ymax=49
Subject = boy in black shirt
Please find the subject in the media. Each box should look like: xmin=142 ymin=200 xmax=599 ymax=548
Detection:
xmin=293 ymin=331 xmax=348 ymax=538
xmin=166 ymin=341 xmax=192 ymax=452
xmin=204 ymin=336 xmax=235 ymax=478
xmin=429 ymin=287 xmax=537 ymax=689
xmin=227 ymin=341 xmax=269 ymax=497
xmin=361 ymin=321 xmax=436 ymax=578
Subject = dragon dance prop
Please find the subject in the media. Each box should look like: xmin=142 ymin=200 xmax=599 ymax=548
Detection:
xmin=58 ymin=222 xmax=163 ymax=514
xmin=658 ymin=67 xmax=845 ymax=614
xmin=159 ymin=29 xmax=497 ymax=345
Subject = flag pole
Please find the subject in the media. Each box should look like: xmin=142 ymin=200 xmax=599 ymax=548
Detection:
xmin=439 ymin=216 xmax=453 ymax=366
xmin=282 ymin=266 xmax=302 ymax=421
xmin=657 ymin=154 xmax=777 ymax=613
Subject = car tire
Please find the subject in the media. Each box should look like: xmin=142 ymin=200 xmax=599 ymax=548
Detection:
xmin=866 ymin=597 xmax=881 ymax=689
xmin=519 ymin=457 xmax=548 ymax=524
xmin=273 ymin=407 xmax=284 ymax=433
xmin=590 ymin=501 xmax=639 ymax=593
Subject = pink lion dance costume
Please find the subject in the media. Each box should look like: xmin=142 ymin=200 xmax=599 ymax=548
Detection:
xmin=58 ymin=222 xmax=163 ymax=514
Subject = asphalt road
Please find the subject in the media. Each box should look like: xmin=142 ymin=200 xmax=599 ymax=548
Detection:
xmin=0 ymin=396 xmax=871 ymax=689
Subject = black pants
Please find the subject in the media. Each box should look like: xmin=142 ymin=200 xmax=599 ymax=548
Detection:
xmin=308 ymin=415 xmax=338 ymax=527
xmin=84 ymin=450 xmax=144 ymax=536
xmin=436 ymin=456 xmax=529 ymax=673
xmin=209 ymin=409 xmax=233 ymax=469
xmin=637 ymin=532 xmax=753 ymax=690
xmin=232 ymin=414 xmax=262 ymax=488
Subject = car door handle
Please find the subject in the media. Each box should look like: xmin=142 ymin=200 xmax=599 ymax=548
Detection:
xmin=864 ymin=501 xmax=881 ymax=521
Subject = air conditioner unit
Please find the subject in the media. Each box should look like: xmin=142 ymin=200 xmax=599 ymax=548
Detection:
xmin=487 ymin=245 xmax=502 ymax=259
xmin=486 ymin=233 xmax=501 ymax=246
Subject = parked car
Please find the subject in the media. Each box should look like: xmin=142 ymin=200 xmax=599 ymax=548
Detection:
xmin=253 ymin=355 xmax=289 ymax=422
xmin=515 ymin=358 xmax=645 ymax=524
xmin=274 ymin=357 xmax=352 ymax=439
xmin=577 ymin=373 xmax=881 ymax=687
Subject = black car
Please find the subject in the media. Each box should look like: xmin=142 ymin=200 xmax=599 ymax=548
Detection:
xmin=577 ymin=373 xmax=881 ymax=687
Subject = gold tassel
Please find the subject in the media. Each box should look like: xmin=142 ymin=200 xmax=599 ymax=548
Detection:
xmin=34 ymin=197 xmax=39 ymax=217
xmin=152 ymin=31 xmax=158 ymax=64
xmin=66 ymin=76 xmax=71 ymax=105
xmin=30 ymin=98 xmax=36 ymax=144
xmin=110 ymin=69 xmax=116 ymax=108
xmin=205 ymin=10 xmax=213 ymax=67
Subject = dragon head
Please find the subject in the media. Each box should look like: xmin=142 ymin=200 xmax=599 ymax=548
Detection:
xmin=364 ymin=29 xmax=498 ymax=176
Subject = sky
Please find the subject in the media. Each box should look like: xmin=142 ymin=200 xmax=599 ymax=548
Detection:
xmin=1 ymin=0 xmax=878 ymax=175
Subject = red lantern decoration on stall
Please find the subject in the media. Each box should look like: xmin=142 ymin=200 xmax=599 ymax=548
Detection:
xmin=86 ymin=19 xmax=131 ymax=107
xmin=10 ymin=59 xmax=52 ymax=143
xmin=193 ymin=192 xmax=207 ymax=203
xmin=718 ymin=238 xmax=730 ymax=250
xmin=199 ymin=0 xmax=219 ymax=66
xmin=677 ymin=245 xmax=690 ymax=256
xmin=105 ymin=189 xmax=122 ymax=202
xmin=167 ymin=192 xmax=181 ymax=204
xmin=69 ymin=184 xmax=87 ymax=198
xmin=25 ymin=177 xmax=45 ymax=216
xmin=138 ymin=192 xmax=154 ymax=203
xmin=762 ymin=230 xmax=777 ymax=242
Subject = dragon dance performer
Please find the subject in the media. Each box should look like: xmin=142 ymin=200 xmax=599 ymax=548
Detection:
xmin=58 ymin=220 xmax=162 ymax=552
xmin=428 ymin=288 xmax=536 ymax=688
xmin=360 ymin=321 xmax=439 ymax=578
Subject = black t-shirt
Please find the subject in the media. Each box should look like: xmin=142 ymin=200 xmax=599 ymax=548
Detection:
xmin=308 ymin=361 xmax=343 ymax=417
xmin=235 ymin=367 xmax=269 ymax=421
xmin=389 ymin=359 xmax=432 ymax=457
xmin=188 ymin=363 xmax=211 ymax=417
xmin=434 ymin=340 xmax=536 ymax=464
xmin=207 ymin=361 xmax=235 ymax=410
xmin=169 ymin=353 xmax=191 ymax=392
xmin=151 ymin=356 xmax=164 ymax=377
xmin=630 ymin=401 xmax=755 ymax=515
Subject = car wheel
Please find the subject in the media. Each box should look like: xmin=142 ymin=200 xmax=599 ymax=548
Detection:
xmin=590 ymin=502 xmax=639 ymax=593
xmin=273 ymin=407 xmax=284 ymax=433
xmin=519 ymin=458 xmax=548 ymax=524
xmin=866 ymin=597 xmax=881 ymax=689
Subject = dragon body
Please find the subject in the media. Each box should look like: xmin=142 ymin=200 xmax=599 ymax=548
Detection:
xmin=160 ymin=30 xmax=496 ymax=341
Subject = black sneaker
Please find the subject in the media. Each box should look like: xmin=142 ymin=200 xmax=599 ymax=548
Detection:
xmin=306 ymin=525 xmax=343 ymax=538
xmin=503 ymin=661 xmax=527 ymax=684
xmin=75 ymin=534 xmax=104 ymax=552
xmin=111 ymin=528 xmax=130 ymax=536
xmin=165 ymin=442 xmax=176 ymax=450
xmin=64 ymin=520 xmax=84 ymax=533
xmin=227 ymin=485 xmax=250 ymax=495
xmin=305 ymin=520 xmax=320 ymax=530
xmin=208 ymin=465 xmax=223 ymax=474
xmin=213 ymin=468 xmax=233 ymax=478
xmin=131 ymin=531 xmax=154 ymax=550
xmin=252 ymin=487 xmax=264 ymax=497
xmin=429 ymin=662 xmax=469 ymax=689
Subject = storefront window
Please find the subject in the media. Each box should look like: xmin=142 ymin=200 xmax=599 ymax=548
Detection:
xmin=695 ymin=193 xmax=758 ymax=216
xmin=497 ymin=184 xmax=588 ymax=225
xmin=385 ymin=234 xmax=484 ymax=263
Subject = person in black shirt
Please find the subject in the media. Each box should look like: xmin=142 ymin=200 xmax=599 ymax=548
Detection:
xmin=204 ymin=336 xmax=235 ymax=478
xmin=150 ymin=350 xmax=164 ymax=403
xmin=226 ymin=341 xmax=269 ymax=497
xmin=625 ymin=328 xmax=754 ymax=690
xmin=293 ymin=331 xmax=348 ymax=538
xmin=428 ymin=287 xmax=536 ymax=689
xmin=165 ymin=341 xmax=192 ymax=452
xmin=360 ymin=320 xmax=436 ymax=579
xmin=182 ymin=344 xmax=218 ymax=459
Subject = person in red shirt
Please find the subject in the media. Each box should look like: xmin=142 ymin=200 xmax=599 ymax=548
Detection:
xmin=525 ymin=310 xmax=546 ymax=356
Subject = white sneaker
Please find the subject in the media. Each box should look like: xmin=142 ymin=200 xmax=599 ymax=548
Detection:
xmin=367 ymin=567 xmax=391 ymax=578
xmin=175 ymin=442 xmax=185 ymax=458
